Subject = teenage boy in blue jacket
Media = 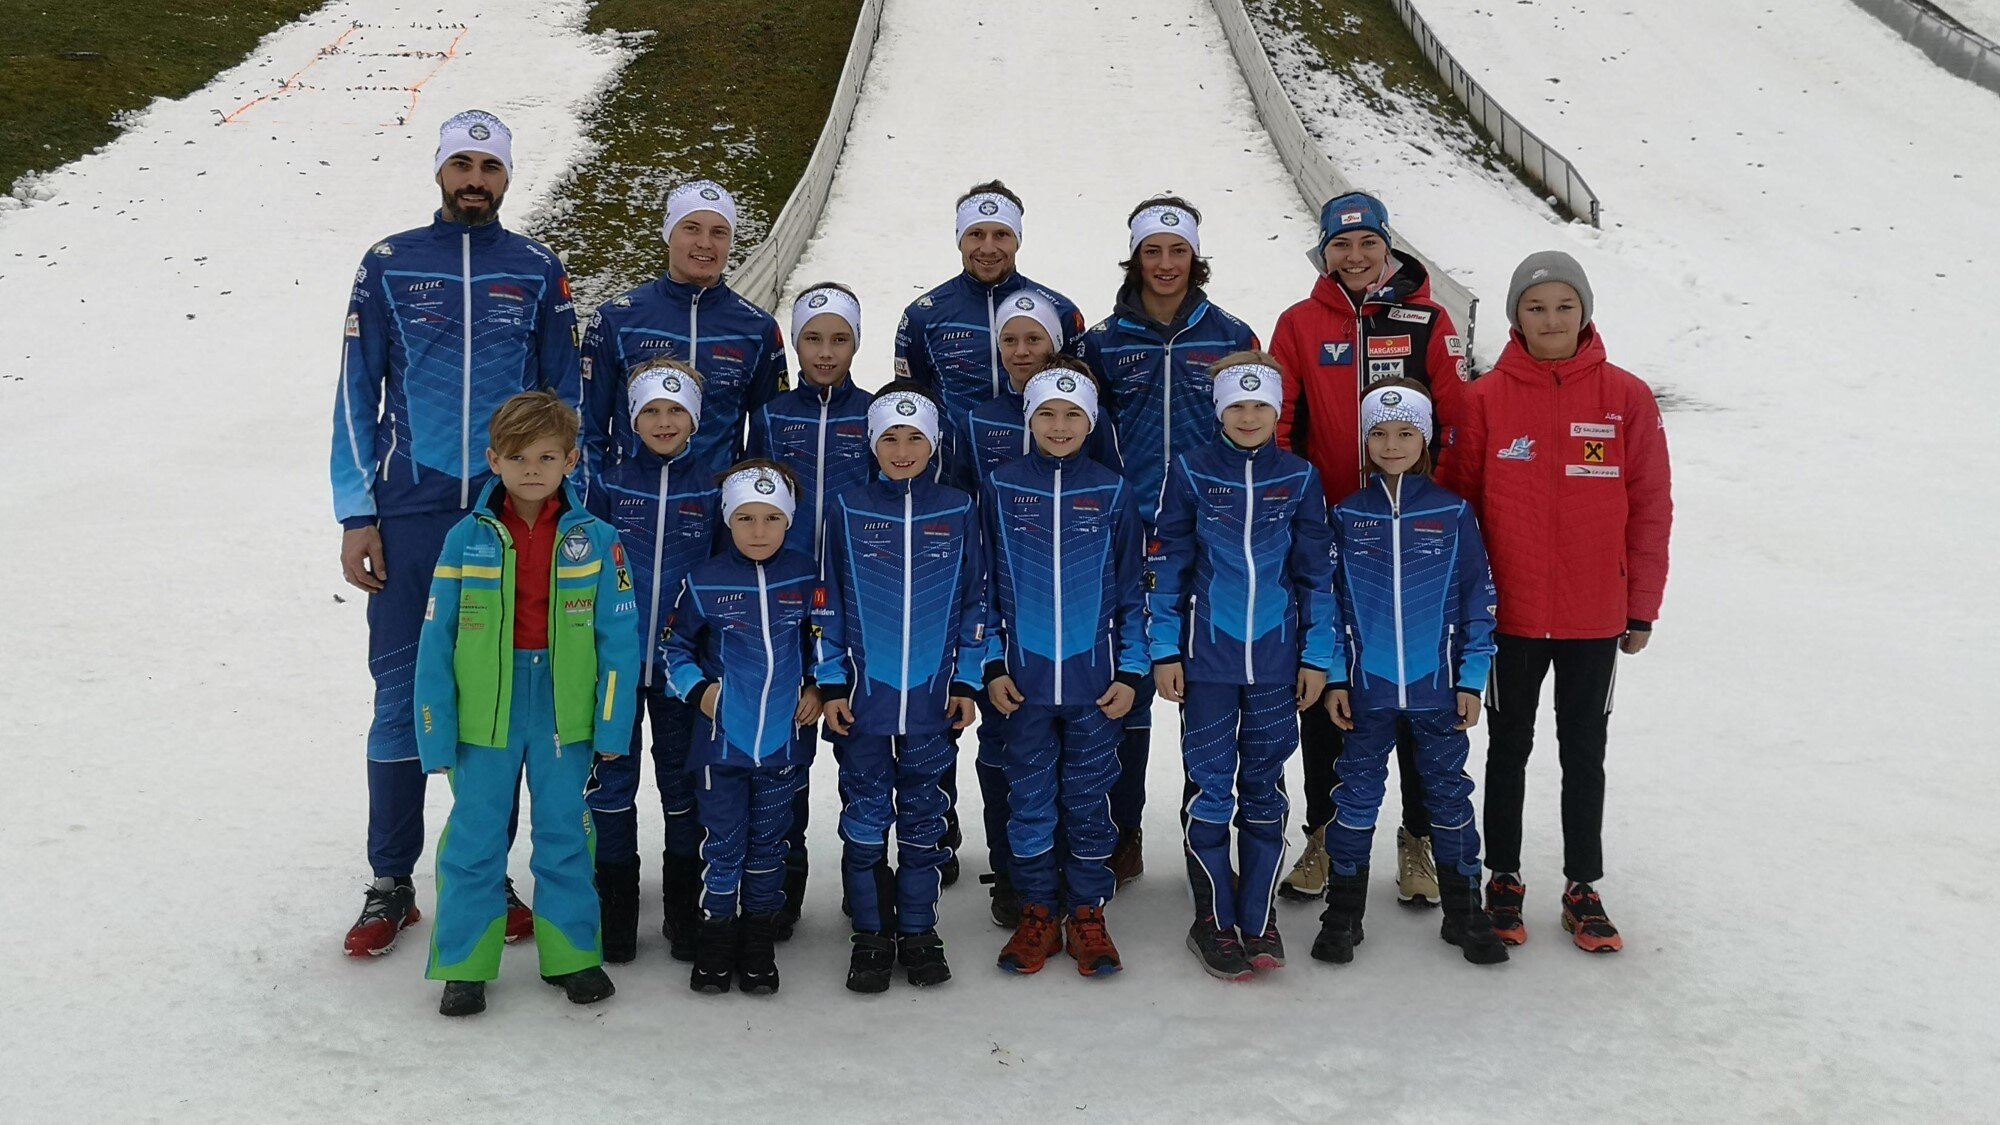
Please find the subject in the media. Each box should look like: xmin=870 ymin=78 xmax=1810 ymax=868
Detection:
xmin=1149 ymin=353 xmax=1339 ymax=982
xmin=657 ymin=462 xmax=843 ymax=995
xmin=583 ymin=358 xmax=719 ymax=964
xmin=820 ymin=385 xmax=989 ymax=992
xmin=981 ymin=369 xmax=1148 ymax=977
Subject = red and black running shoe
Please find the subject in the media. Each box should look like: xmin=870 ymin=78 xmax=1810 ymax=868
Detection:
xmin=1562 ymin=882 xmax=1624 ymax=953
xmin=344 ymin=878 xmax=420 ymax=957
xmin=1486 ymin=873 xmax=1528 ymax=946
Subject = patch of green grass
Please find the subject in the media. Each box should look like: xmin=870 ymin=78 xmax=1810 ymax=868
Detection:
xmin=527 ymin=0 xmax=864 ymax=306
xmin=0 ymin=0 xmax=319 ymax=192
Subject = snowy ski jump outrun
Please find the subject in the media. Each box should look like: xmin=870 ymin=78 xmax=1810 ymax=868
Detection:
xmin=3 ymin=0 xmax=1997 ymax=1121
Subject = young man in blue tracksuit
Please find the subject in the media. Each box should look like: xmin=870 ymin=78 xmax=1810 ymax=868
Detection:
xmin=1149 ymin=354 xmax=1339 ymax=981
xmin=580 ymin=180 xmax=788 ymax=473
xmin=657 ymin=462 xmax=843 ymax=995
xmin=981 ymin=370 xmax=1148 ymax=977
xmin=334 ymin=110 xmax=581 ymax=956
xmin=1078 ymin=197 xmax=1261 ymax=887
xmin=745 ymin=282 xmax=876 ymax=937
xmin=582 ymin=359 xmax=719 ymax=964
xmin=414 ymin=391 xmax=640 ymax=1016
xmin=819 ymin=385 xmax=989 ymax=992
xmin=1315 ymin=382 xmax=1508 ymax=966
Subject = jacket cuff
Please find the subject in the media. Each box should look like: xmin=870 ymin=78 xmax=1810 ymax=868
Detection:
xmin=1151 ymin=656 xmax=1182 ymax=669
xmin=688 ymin=678 xmax=718 ymax=707
xmin=1455 ymin=685 xmax=1482 ymax=697
xmin=1324 ymin=679 xmax=1349 ymax=692
xmin=1115 ymin=670 xmax=1144 ymax=690
xmin=340 ymin=515 xmax=378 ymax=532
xmin=983 ymin=660 xmax=1008 ymax=686
xmin=817 ymin=682 xmax=850 ymax=704
xmin=1299 ymin=660 xmax=1330 ymax=674
xmin=1626 ymin=619 xmax=1653 ymax=633
xmin=949 ymin=681 xmax=977 ymax=701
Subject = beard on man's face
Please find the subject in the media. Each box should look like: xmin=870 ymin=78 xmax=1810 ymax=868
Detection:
xmin=441 ymin=186 xmax=502 ymax=225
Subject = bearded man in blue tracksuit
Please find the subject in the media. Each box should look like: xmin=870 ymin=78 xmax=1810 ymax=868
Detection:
xmin=1078 ymin=197 xmax=1261 ymax=886
xmin=1149 ymin=354 xmax=1340 ymax=982
xmin=580 ymin=180 xmax=788 ymax=473
xmin=332 ymin=109 xmax=581 ymax=957
xmin=981 ymin=370 xmax=1148 ymax=977
xmin=819 ymin=386 xmax=989 ymax=992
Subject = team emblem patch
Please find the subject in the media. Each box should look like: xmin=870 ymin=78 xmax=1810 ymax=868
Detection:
xmin=896 ymin=399 xmax=917 ymax=416
xmin=371 ymin=242 xmax=394 ymax=257
xmin=979 ymin=199 xmax=999 ymax=216
xmin=1161 ymin=210 xmax=1180 ymax=226
xmin=663 ymin=374 xmax=682 ymax=392
xmin=1321 ymin=342 xmax=1353 ymax=366
xmin=561 ymin=528 xmax=591 ymax=562
xmin=1238 ymin=373 xmax=1261 ymax=391
xmin=809 ymin=292 xmax=828 ymax=308
xmin=1339 ymin=210 xmax=1365 ymax=226
xmin=1056 ymin=375 xmax=1077 ymax=392
xmin=1380 ymin=390 xmax=1402 ymax=406
xmin=1582 ymin=440 xmax=1606 ymax=463
xmin=754 ymin=477 xmax=777 ymax=494
xmin=1015 ymin=296 xmax=1035 ymax=310
xmin=345 ymin=313 xmax=360 ymax=338
xmin=468 ymin=122 xmax=490 ymax=141
xmin=700 ymin=187 xmax=721 ymax=201
xmin=1497 ymin=437 xmax=1536 ymax=462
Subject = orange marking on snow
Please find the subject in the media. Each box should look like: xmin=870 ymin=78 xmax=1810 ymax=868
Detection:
xmin=390 ymin=26 xmax=469 ymax=127
xmin=219 ymin=23 xmax=360 ymax=124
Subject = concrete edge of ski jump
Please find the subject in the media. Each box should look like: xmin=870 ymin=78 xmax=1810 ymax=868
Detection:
xmin=1208 ymin=0 xmax=1481 ymax=346
xmin=1848 ymin=0 xmax=2000 ymax=94
xmin=730 ymin=0 xmax=889 ymax=311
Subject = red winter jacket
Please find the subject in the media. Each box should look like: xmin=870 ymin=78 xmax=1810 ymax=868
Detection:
xmin=1439 ymin=327 xmax=1672 ymax=640
xmin=1270 ymin=252 xmax=1468 ymax=504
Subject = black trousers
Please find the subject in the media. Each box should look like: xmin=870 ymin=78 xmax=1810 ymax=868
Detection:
xmin=1299 ymin=703 xmax=1429 ymax=839
xmin=1481 ymin=634 xmax=1620 ymax=883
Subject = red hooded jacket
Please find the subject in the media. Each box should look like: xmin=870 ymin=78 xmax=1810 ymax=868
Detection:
xmin=1438 ymin=327 xmax=1672 ymax=639
xmin=1270 ymin=251 xmax=1468 ymax=504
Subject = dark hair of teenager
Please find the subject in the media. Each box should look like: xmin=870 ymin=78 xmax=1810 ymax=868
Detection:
xmin=1119 ymin=194 xmax=1211 ymax=292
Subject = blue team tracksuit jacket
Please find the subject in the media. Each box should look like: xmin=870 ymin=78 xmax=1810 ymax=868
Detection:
xmin=894 ymin=271 xmax=1086 ymax=490
xmin=1148 ymin=439 xmax=1341 ymax=683
xmin=965 ymin=385 xmax=1123 ymax=483
xmin=584 ymin=444 xmax=722 ymax=689
xmin=1079 ymin=286 xmax=1260 ymax=527
xmin=820 ymin=474 xmax=989 ymax=735
xmin=980 ymin=448 xmax=1148 ymax=703
xmin=658 ymin=546 xmax=843 ymax=767
xmin=746 ymin=379 xmax=877 ymax=559
xmin=1330 ymin=475 xmax=1497 ymax=710
xmin=581 ymin=274 xmax=789 ymax=472
xmin=332 ymin=213 xmax=581 ymax=527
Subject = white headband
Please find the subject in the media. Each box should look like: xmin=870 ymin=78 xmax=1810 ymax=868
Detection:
xmin=434 ymin=110 xmax=513 ymax=175
xmin=721 ymin=466 xmax=796 ymax=527
xmin=627 ymin=367 xmax=702 ymax=431
xmin=1128 ymin=205 xmax=1200 ymax=255
xmin=1360 ymin=385 xmax=1434 ymax=444
xmin=955 ymin=192 xmax=1023 ymax=242
xmin=1212 ymin=363 xmax=1284 ymax=418
xmin=1022 ymin=369 xmax=1098 ymax=434
xmin=867 ymin=391 xmax=941 ymax=449
xmin=663 ymin=180 xmax=737 ymax=243
xmin=992 ymin=290 xmax=1065 ymax=351
xmin=791 ymin=286 xmax=862 ymax=345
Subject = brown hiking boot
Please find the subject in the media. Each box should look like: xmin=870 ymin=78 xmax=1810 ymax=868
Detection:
xmin=1063 ymin=904 xmax=1123 ymax=977
xmin=997 ymin=903 xmax=1063 ymax=975
xmin=1109 ymin=827 xmax=1145 ymax=888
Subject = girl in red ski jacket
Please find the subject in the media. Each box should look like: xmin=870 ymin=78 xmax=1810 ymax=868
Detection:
xmin=1440 ymin=250 xmax=1673 ymax=955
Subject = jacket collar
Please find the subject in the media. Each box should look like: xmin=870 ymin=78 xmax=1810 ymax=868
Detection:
xmin=1308 ymin=248 xmax=1431 ymax=318
xmin=1112 ymin=281 xmax=1209 ymax=337
xmin=476 ymin=477 xmax=584 ymax=524
xmin=1497 ymin=324 xmax=1608 ymax=386
xmin=428 ymin=210 xmax=509 ymax=247
xmin=652 ymin=271 xmax=733 ymax=305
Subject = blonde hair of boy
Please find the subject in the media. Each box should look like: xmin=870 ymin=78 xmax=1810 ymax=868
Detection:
xmin=488 ymin=390 xmax=580 ymax=457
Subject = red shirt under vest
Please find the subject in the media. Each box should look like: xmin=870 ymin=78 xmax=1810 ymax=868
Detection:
xmin=500 ymin=493 xmax=561 ymax=649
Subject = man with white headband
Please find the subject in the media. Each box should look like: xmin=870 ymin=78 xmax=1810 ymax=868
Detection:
xmin=817 ymin=381 xmax=989 ymax=991
xmin=1147 ymin=349 xmax=1340 ymax=980
xmin=583 ymin=178 xmax=788 ymax=475
xmin=895 ymin=179 xmax=1087 ymax=496
xmin=583 ymin=358 xmax=720 ymax=964
xmin=332 ymin=108 xmax=582 ymax=957
xmin=1079 ymin=196 xmax=1262 ymax=886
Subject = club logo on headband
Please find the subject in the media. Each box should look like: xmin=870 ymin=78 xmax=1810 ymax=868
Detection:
xmin=662 ymin=375 xmax=682 ymax=392
xmin=468 ymin=122 xmax=491 ymax=141
xmin=701 ymin=187 xmax=721 ymax=201
xmin=1015 ymin=296 xmax=1035 ymax=310
xmin=1161 ymin=211 xmax=1180 ymax=226
xmin=754 ymin=477 xmax=776 ymax=495
xmin=1056 ymin=375 xmax=1077 ymax=393
xmin=1380 ymin=390 xmax=1401 ymax=406
xmin=808 ymin=292 xmax=828 ymax=308
xmin=978 ymin=200 xmax=999 ymax=216
xmin=896 ymin=399 xmax=918 ymax=416
xmin=1238 ymin=373 xmax=1262 ymax=392
xmin=1340 ymin=210 xmax=1364 ymax=226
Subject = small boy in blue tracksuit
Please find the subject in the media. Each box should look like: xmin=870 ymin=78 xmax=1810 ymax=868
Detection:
xmin=820 ymin=384 xmax=989 ymax=993
xmin=1315 ymin=382 xmax=1508 ymax=966
xmin=582 ymin=358 xmax=719 ymax=964
xmin=745 ymin=282 xmax=876 ymax=936
xmin=415 ymin=391 xmax=642 ymax=1017
xmin=657 ymin=461 xmax=842 ymax=995
xmin=1149 ymin=353 xmax=1339 ymax=982
xmin=981 ymin=369 xmax=1147 ymax=977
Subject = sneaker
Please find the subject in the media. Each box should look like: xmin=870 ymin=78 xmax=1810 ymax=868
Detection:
xmin=980 ymin=871 xmax=1021 ymax=929
xmin=1278 ymin=826 xmax=1329 ymax=901
xmin=689 ymin=916 xmax=738 ymax=994
xmin=1241 ymin=909 xmax=1285 ymax=970
xmin=898 ymin=930 xmax=952 ymax=987
xmin=774 ymin=851 xmax=808 ymax=942
xmin=1186 ymin=919 xmax=1254 ymax=981
xmin=1562 ymin=882 xmax=1624 ymax=953
xmin=1439 ymin=879 xmax=1510 ymax=965
xmin=542 ymin=965 xmax=616 ymax=1004
xmin=438 ymin=980 xmax=485 ymax=1017
xmin=1109 ymin=827 xmax=1145 ymax=888
xmin=997 ymin=903 xmax=1063 ymax=975
xmin=1396 ymin=827 xmax=1439 ymax=907
xmin=1486 ymin=873 xmax=1527 ymax=945
xmin=344 ymin=877 xmax=420 ymax=957
xmin=504 ymin=878 xmax=534 ymax=943
xmin=1063 ymin=905 xmax=1123 ymax=977
xmin=1310 ymin=869 xmax=1369 ymax=964
xmin=597 ymin=858 xmax=641 ymax=964
xmin=737 ymin=913 xmax=781 ymax=994
xmin=846 ymin=931 xmax=895 ymax=993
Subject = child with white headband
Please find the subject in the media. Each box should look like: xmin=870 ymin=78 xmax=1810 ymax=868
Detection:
xmin=1314 ymin=380 xmax=1508 ymax=967
xmin=817 ymin=383 xmax=989 ymax=993
xmin=968 ymin=299 xmax=1123 ymax=482
xmin=745 ymin=281 xmax=878 ymax=938
xmin=581 ymin=358 xmax=720 ymax=965
xmin=656 ymin=461 xmax=844 ymax=996
xmin=979 ymin=368 xmax=1148 ymax=976
xmin=1147 ymin=350 xmax=1339 ymax=981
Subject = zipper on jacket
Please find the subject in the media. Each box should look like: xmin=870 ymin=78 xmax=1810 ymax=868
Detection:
xmin=644 ymin=462 xmax=671 ymax=687
xmin=1546 ymin=367 xmax=1561 ymax=639
xmin=689 ymin=286 xmax=704 ymax=373
xmin=987 ymin=290 xmax=1000 ymax=399
xmin=1241 ymin=456 xmax=1257 ymax=684
xmin=899 ymin=490 xmax=914 ymax=732
xmin=1445 ymin=624 xmax=1456 ymax=693
xmin=460 ymin=232 xmax=473 ymax=509
xmin=384 ymin=412 xmax=400 ymax=483
xmin=1353 ymin=312 xmax=1368 ymax=481
xmin=754 ymin=561 xmax=775 ymax=763
xmin=1384 ymin=476 xmax=1409 ymax=708
xmin=814 ymin=392 xmax=830 ymax=556
xmin=1161 ymin=322 xmax=1191 ymax=499
xmin=1052 ymin=463 xmax=1065 ymax=705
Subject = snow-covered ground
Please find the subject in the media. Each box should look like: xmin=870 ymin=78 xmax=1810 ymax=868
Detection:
xmin=4 ymin=0 xmax=1998 ymax=1120
xmin=1938 ymin=0 xmax=2000 ymax=42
